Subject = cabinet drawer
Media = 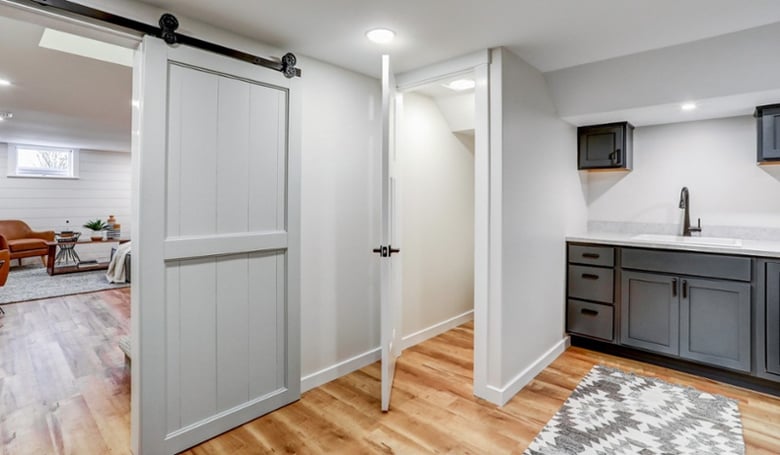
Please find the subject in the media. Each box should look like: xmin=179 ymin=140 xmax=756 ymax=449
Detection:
xmin=568 ymin=265 xmax=614 ymax=303
xmin=622 ymin=248 xmax=751 ymax=282
xmin=568 ymin=244 xmax=614 ymax=267
xmin=568 ymin=300 xmax=614 ymax=341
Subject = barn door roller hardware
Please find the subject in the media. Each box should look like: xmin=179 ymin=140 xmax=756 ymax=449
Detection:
xmin=19 ymin=0 xmax=301 ymax=78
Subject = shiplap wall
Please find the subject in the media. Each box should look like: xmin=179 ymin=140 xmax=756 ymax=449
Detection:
xmin=0 ymin=142 xmax=131 ymax=261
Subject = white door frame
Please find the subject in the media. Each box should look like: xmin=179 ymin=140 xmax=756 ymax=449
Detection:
xmin=395 ymin=50 xmax=493 ymax=401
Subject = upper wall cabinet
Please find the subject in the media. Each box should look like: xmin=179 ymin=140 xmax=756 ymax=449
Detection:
xmin=756 ymin=104 xmax=780 ymax=163
xmin=577 ymin=122 xmax=634 ymax=170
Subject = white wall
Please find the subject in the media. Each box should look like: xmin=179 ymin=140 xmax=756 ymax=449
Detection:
xmin=0 ymin=142 xmax=131 ymax=245
xmin=299 ymin=58 xmax=381 ymax=381
xmin=587 ymin=115 xmax=780 ymax=231
xmin=490 ymin=48 xmax=587 ymax=398
xmin=434 ymin=93 xmax=476 ymax=133
xmin=399 ymin=92 xmax=474 ymax=339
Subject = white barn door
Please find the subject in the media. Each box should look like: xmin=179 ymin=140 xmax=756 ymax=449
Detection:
xmin=132 ymin=36 xmax=300 ymax=454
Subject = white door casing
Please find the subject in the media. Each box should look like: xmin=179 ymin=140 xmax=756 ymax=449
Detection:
xmin=380 ymin=54 xmax=403 ymax=412
xmin=394 ymin=50 xmax=491 ymax=402
xmin=132 ymin=36 xmax=301 ymax=454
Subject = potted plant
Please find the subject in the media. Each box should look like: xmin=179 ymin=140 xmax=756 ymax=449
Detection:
xmin=83 ymin=219 xmax=108 ymax=241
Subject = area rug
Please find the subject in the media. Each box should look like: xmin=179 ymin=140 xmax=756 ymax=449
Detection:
xmin=0 ymin=264 xmax=128 ymax=305
xmin=524 ymin=365 xmax=745 ymax=455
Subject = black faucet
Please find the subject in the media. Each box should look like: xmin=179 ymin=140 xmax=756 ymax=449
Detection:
xmin=679 ymin=187 xmax=702 ymax=236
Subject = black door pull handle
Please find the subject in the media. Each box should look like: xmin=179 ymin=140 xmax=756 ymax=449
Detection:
xmin=581 ymin=273 xmax=599 ymax=280
xmin=582 ymin=253 xmax=600 ymax=259
xmin=581 ymin=309 xmax=599 ymax=316
xmin=682 ymin=280 xmax=688 ymax=299
xmin=373 ymin=245 xmax=400 ymax=258
xmin=672 ymin=278 xmax=677 ymax=297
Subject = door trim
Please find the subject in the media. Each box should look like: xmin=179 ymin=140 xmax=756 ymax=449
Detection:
xmin=395 ymin=50 xmax=493 ymax=402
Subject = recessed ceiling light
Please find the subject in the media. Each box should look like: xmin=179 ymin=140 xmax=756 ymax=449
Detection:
xmin=444 ymin=79 xmax=476 ymax=91
xmin=0 ymin=112 xmax=13 ymax=121
xmin=681 ymin=103 xmax=697 ymax=111
xmin=366 ymin=28 xmax=395 ymax=44
xmin=0 ymin=79 xmax=11 ymax=86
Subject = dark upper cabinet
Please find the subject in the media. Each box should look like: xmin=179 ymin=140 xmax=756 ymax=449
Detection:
xmin=756 ymin=104 xmax=780 ymax=162
xmin=577 ymin=122 xmax=634 ymax=170
xmin=767 ymin=262 xmax=780 ymax=376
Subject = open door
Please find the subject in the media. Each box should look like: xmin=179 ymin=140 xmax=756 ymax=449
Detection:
xmin=132 ymin=36 xmax=300 ymax=453
xmin=378 ymin=54 xmax=403 ymax=412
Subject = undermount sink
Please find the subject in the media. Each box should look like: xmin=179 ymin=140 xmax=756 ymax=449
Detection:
xmin=631 ymin=234 xmax=743 ymax=248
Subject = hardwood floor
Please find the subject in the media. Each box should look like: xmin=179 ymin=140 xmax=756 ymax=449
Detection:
xmin=188 ymin=322 xmax=780 ymax=455
xmin=2 ymin=291 xmax=780 ymax=454
xmin=0 ymin=289 xmax=131 ymax=455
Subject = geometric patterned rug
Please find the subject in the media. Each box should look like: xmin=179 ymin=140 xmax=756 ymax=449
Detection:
xmin=524 ymin=365 xmax=745 ymax=455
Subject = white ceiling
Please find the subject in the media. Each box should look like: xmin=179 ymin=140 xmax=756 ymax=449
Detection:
xmin=138 ymin=0 xmax=780 ymax=77
xmin=0 ymin=14 xmax=132 ymax=151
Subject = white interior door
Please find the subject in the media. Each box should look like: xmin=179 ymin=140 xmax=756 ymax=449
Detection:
xmin=380 ymin=54 xmax=402 ymax=412
xmin=132 ymin=36 xmax=300 ymax=454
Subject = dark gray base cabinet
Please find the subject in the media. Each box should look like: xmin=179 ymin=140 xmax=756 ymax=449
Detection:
xmin=621 ymin=271 xmax=679 ymax=356
xmin=767 ymin=262 xmax=780 ymax=375
xmin=620 ymin=268 xmax=752 ymax=372
xmin=681 ymin=278 xmax=751 ymax=372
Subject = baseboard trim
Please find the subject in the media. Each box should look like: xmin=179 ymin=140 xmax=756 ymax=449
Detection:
xmin=400 ymin=310 xmax=474 ymax=351
xmin=487 ymin=336 xmax=570 ymax=406
xmin=300 ymin=347 xmax=381 ymax=393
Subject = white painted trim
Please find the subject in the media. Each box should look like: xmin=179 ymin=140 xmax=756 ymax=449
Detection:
xmin=301 ymin=348 xmax=381 ymax=393
xmin=485 ymin=337 xmax=570 ymax=406
xmin=393 ymin=50 xmax=493 ymax=404
xmin=472 ymin=60 xmax=491 ymax=402
xmin=396 ymin=50 xmax=490 ymax=91
xmin=400 ymin=310 xmax=474 ymax=351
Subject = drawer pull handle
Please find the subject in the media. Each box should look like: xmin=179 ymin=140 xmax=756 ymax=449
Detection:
xmin=582 ymin=253 xmax=600 ymax=259
xmin=581 ymin=273 xmax=600 ymax=280
xmin=581 ymin=308 xmax=599 ymax=316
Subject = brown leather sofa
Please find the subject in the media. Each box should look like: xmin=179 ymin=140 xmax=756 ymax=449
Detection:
xmin=0 ymin=220 xmax=55 ymax=267
xmin=0 ymin=235 xmax=9 ymax=286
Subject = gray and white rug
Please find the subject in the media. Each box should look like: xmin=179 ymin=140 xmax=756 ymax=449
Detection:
xmin=0 ymin=265 xmax=128 ymax=305
xmin=525 ymin=365 xmax=745 ymax=455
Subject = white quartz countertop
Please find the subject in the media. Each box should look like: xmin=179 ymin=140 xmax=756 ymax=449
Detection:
xmin=567 ymin=232 xmax=780 ymax=259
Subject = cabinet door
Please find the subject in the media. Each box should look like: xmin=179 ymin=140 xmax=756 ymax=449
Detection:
xmin=758 ymin=106 xmax=780 ymax=161
xmin=578 ymin=124 xmax=624 ymax=169
xmin=767 ymin=263 xmax=780 ymax=375
xmin=620 ymin=271 xmax=679 ymax=355
xmin=680 ymin=278 xmax=751 ymax=372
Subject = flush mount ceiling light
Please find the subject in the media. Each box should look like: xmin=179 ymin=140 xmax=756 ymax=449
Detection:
xmin=366 ymin=28 xmax=395 ymax=44
xmin=444 ymin=79 xmax=476 ymax=91
xmin=39 ymin=28 xmax=134 ymax=67
xmin=0 ymin=112 xmax=13 ymax=121
xmin=0 ymin=79 xmax=11 ymax=86
xmin=681 ymin=102 xmax=697 ymax=111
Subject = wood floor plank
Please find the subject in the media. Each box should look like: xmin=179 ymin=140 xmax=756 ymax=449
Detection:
xmin=0 ymin=289 xmax=131 ymax=455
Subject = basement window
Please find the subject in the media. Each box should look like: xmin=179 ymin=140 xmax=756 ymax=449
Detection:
xmin=7 ymin=144 xmax=79 ymax=179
